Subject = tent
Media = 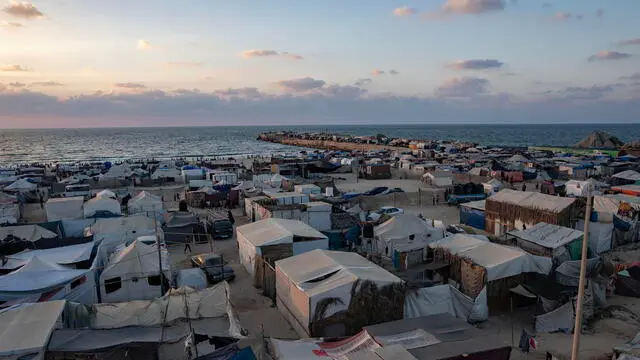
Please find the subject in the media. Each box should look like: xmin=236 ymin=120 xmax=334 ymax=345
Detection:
xmin=95 ymin=189 xmax=117 ymax=199
xmin=482 ymin=179 xmax=502 ymax=195
xmin=374 ymin=214 xmax=445 ymax=258
xmin=45 ymin=197 xmax=84 ymax=221
xmin=0 ymin=256 xmax=96 ymax=304
xmin=275 ymin=249 xmax=403 ymax=337
xmin=0 ymin=241 xmax=96 ymax=271
xmin=0 ymin=224 xmax=57 ymax=243
xmin=565 ymin=179 xmax=609 ymax=197
xmin=99 ymin=239 xmax=171 ymax=303
xmin=0 ymin=301 xmax=66 ymax=359
xmin=4 ymin=178 xmax=37 ymax=192
xmin=128 ymin=191 xmax=163 ymax=214
xmin=404 ymin=284 xmax=488 ymax=323
xmin=83 ymin=197 xmax=122 ymax=218
xmin=237 ymin=219 xmax=328 ymax=276
xmin=507 ymin=222 xmax=584 ymax=261
xmin=0 ymin=192 xmax=16 ymax=205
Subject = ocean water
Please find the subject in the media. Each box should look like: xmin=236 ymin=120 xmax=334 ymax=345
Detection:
xmin=1 ymin=124 xmax=639 ymax=164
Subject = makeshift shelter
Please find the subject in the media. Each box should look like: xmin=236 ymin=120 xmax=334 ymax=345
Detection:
xmin=422 ymin=171 xmax=453 ymax=188
xmin=485 ymin=189 xmax=577 ymax=236
xmin=162 ymin=211 xmax=201 ymax=244
xmin=0 ymin=241 xmax=96 ymax=271
xmin=0 ymin=224 xmax=58 ymax=246
xmin=95 ymin=189 xmax=117 ymax=199
xmin=0 ymin=300 xmax=66 ymax=360
xmin=237 ymin=218 xmax=329 ymax=278
xmin=99 ymin=239 xmax=171 ymax=303
xmin=3 ymin=178 xmax=37 ymax=193
xmin=565 ymin=179 xmax=609 ymax=197
xmin=429 ymin=234 xmax=551 ymax=310
xmin=507 ymin=222 xmax=584 ymax=262
xmin=404 ymin=284 xmax=488 ymax=323
xmin=45 ymin=196 xmax=84 ymax=221
xmin=83 ymin=197 xmax=122 ymax=218
xmin=275 ymin=249 xmax=404 ymax=337
xmin=482 ymin=179 xmax=502 ymax=195
xmin=0 ymin=256 xmax=96 ymax=305
xmin=459 ymin=200 xmax=486 ymax=230
xmin=128 ymin=191 xmax=163 ymax=214
xmin=374 ymin=214 xmax=445 ymax=258
xmin=612 ymin=170 xmax=640 ymax=185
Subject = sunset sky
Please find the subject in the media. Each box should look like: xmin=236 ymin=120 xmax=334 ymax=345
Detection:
xmin=0 ymin=0 xmax=639 ymax=128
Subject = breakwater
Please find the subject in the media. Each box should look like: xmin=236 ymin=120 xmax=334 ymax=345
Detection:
xmin=257 ymin=133 xmax=405 ymax=152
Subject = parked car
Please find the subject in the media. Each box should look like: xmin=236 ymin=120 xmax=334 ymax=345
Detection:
xmin=342 ymin=192 xmax=361 ymax=200
xmin=176 ymin=268 xmax=207 ymax=290
xmin=191 ymin=253 xmax=235 ymax=283
xmin=211 ymin=218 xmax=233 ymax=239
xmin=363 ymin=187 xmax=388 ymax=196
xmin=367 ymin=206 xmax=404 ymax=221
xmin=379 ymin=187 xmax=404 ymax=195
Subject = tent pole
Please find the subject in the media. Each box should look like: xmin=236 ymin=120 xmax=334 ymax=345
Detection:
xmin=570 ymin=193 xmax=593 ymax=360
xmin=154 ymin=211 xmax=165 ymax=297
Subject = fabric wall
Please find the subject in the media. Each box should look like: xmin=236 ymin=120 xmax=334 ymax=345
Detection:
xmin=404 ymin=285 xmax=488 ymax=323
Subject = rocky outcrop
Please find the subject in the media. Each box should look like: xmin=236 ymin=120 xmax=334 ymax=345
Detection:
xmin=575 ymin=131 xmax=624 ymax=149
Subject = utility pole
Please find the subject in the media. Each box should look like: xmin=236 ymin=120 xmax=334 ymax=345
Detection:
xmin=570 ymin=188 xmax=593 ymax=360
xmin=153 ymin=211 xmax=165 ymax=296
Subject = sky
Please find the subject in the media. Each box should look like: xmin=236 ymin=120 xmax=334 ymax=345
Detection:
xmin=0 ymin=0 xmax=639 ymax=128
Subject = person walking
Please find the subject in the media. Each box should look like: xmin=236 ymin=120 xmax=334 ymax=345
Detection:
xmin=227 ymin=210 xmax=235 ymax=225
xmin=184 ymin=235 xmax=192 ymax=254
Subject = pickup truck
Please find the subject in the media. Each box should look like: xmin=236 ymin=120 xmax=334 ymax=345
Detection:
xmin=447 ymin=194 xmax=486 ymax=205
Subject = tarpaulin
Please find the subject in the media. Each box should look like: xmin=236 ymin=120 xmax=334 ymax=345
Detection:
xmin=403 ymin=285 xmax=488 ymax=323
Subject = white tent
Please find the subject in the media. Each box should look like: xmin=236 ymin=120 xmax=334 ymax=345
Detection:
xmin=482 ymin=179 xmax=503 ymax=195
xmin=99 ymin=238 xmax=171 ymax=303
xmin=430 ymin=234 xmax=551 ymax=281
xmin=0 ymin=225 xmax=57 ymax=243
xmin=0 ymin=301 xmax=66 ymax=359
xmin=0 ymin=241 xmax=96 ymax=271
xmin=45 ymin=197 xmax=84 ymax=221
xmin=83 ymin=197 xmax=122 ymax=218
xmin=275 ymin=249 xmax=403 ymax=337
xmin=4 ymin=178 xmax=36 ymax=192
xmin=0 ymin=256 xmax=96 ymax=304
xmin=565 ymin=179 xmax=609 ymax=197
xmin=237 ymin=219 xmax=328 ymax=276
xmin=151 ymin=165 xmax=182 ymax=181
xmin=612 ymin=170 xmax=640 ymax=181
xmin=374 ymin=214 xmax=445 ymax=258
xmin=95 ymin=189 xmax=117 ymax=199
xmin=0 ymin=192 xmax=16 ymax=205
xmin=127 ymin=191 xmax=163 ymax=214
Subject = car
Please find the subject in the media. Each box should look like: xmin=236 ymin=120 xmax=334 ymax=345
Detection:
xmin=379 ymin=187 xmax=404 ymax=195
xmin=367 ymin=206 xmax=404 ymax=221
xmin=191 ymin=253 xmax=236 ymax=284
xmin=363 ymin=187 xmax=388 ymax=196
xmin=342 ymin=192 xmax=362 ymax=200
xmin=211 ymin=218 xmax=233 ymax=239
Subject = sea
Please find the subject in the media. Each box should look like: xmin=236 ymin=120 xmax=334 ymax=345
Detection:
xmin=1 ymin=124 xmax=639 ymax=165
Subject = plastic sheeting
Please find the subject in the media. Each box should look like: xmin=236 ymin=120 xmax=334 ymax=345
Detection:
xmin=83 ymin=197 xmax=122 ymax=218
xmin=555 ymin=257 xmax=601 ymax=287
xmin=0 ymin=241 xmax=95 ymax=270
xmin=575 ymin=220 xmax=613 ymax=255
xmin=403 ymin=285 xmax=488 ymax=323
xmin=535 ymin=301 xmax=574 ymax=333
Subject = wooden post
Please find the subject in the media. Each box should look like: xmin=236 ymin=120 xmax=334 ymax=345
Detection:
xmin=570 ymin=193 xmax=593 ymax=360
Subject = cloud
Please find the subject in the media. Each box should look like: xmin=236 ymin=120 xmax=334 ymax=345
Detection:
xmin=620 ymin=74 xmax=640 ymax=82
xmin=441 ymin=0 xmax=506 ymax=14
xmin=1 ymin=64 xmax=28 ymax=72
xmin=354 ymin=78 xmax=373 ymax=86
xmin=30 ymin=81 xmax=64 ymax=87
xmin=213 ymin=87 xmax=263 ymax=98
xmin=371 ymin=69 xmax=385 ymax=76
xmin=113 ymin=82 xmax=147 ymax=89
xmin=447 ymin=59 xmax=504 ymax=70
xmin=543 ymin=85 xmax=619 ymax=101
xmin=551 ymin=12 xmax=572 ymax=21
xmin=0 ymin=20 xmax=23 ymax=29
xmin=436 ymin=76 xmax=490 ymax=98
xmin=587 ymin=51 xmax=633 ymax=62
xmin=8 ymin=82 xmax=25 ymax=87
xmin=137 ymin=39 xmax=152 ymax=50
xmin=2 ymin=0 xmax=43 ymax=20
xmin=542 ymin=2 xmax=552 ymax=8
xmin=618 ymin=38 xmax=640 ymax=46
xmin=595 ymin=8 xmax=604 ymax=17
xmin=276 ymin=77 xmax=326 ymax=92
xmin=165 ymin=61 xmax=204 ymax=67
xmin=392 ymin=6 xmax=418 ymax=16
xmin=389 ymin=69 xmax=399 ymax=75
xmin=241 ymin=49 xmax=304 ymax=60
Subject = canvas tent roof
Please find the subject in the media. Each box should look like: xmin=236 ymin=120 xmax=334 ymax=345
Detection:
xmin=4 ymin=178 xmax=36 ymax=191
xmin=0 ymin=224 xmax=57 ymax=242
xmin=0 ymin=192 xmax=16 ymax=205
xmin=0 ymin=301 xmax=66 ymax=357
xmin=95 ymin=189 xmax=116 ymax=199
xmin=460 ymin=200 xmax=486 ymax=211
xmin=102 ymin=239 xmax=170 ymax=279
xmin=507 ymin=154 xmax=529 ymax=163
xmin=0 ymin=256 xmax=88 ymax=292
xmin=612 ymin=170 xmax=640 ymax=181
xmin=507 ymin=222 xmax=583 ymax=249
xmin=276 ymin=249 xmax=401 ymax=297
xmin=374 ymin=214 xmax=442 ymax=242
xmin=237 ymin=218 xmax=328 ymax=248
xmin=83 ymin=197 xmax=122 ymax=217
xmin=128 ymin=191 xmax=163 ymax=212
xmin=488 ymin=189 xmax=576 ymax=213
xmin=429 ymin=234 xmax=551 ymax=281
xmin=0 ymin=241 xmax=95 ymax=270
xmin=483 ymin=178 xmax=502 ymax=187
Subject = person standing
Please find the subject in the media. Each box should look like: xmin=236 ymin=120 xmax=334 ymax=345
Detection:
xmin=227 ymin=210 xmax=235 ymax=225
xmin=184 ymin=235 xmax=192 ymax=254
